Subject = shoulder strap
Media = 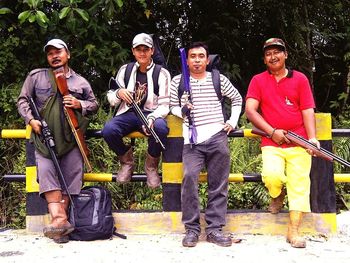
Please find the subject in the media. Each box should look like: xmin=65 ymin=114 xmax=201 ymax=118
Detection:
xmin=125 ymin=62 xmax=161 ymax=96
xmin=212 ymin=69 xmax=222 ymax=101
xmin=113 ymin=227 xmax=127 ymax=239
xmin=211 ymin=69 xmax=230 ymax=122
xmin=152 ymin=64 xmax=162 ymax=96
xmin=178 ymin=74 xmax=185 ymax=103
xmin=124 ymin=62 xmax=135 ymax=89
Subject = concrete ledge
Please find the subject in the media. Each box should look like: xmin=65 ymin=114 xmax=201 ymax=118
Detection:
xmin=26 ymin=211 xmax=336 ymax=235
xmin=26 ymin=214 xmax=51 ymax=233
xmin=114 ymin=211 xmax=336 ymax=235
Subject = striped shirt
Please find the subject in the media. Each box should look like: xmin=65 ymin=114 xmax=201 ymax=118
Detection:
xmin=170 ymin=71 xmax=242 ymax=144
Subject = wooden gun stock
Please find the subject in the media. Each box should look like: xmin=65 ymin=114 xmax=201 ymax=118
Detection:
xmin=53 ymin=67 xmax=92 ymax=172
xmin=251 ymin=128 xmax=350 ymax=168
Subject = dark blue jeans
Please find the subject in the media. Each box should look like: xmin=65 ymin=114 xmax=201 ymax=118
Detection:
xmin=181 ymin=131 xmax=230 ymax=235
xmin=102 ymin=110 xmax=169 ymax=157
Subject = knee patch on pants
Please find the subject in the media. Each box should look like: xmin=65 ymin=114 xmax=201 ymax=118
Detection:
xmin=262 ymin=173 xmax=285 ymax=198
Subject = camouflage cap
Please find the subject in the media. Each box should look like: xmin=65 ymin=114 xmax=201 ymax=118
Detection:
xmin=263 ymin=38 xmax=286 ymax=51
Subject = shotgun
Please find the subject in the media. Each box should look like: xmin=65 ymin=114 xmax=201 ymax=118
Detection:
xmin=130 ymin=97 xmax=166 ymax=150
xmin=109 ymin=77 xmax=165 ymax=150
xmin=251 ymin=128 xmax=350 ymax=168
xmin=28 ymin=97 xmax=75 ymax=208
xmin=53 ymin=67 xmax=92 ymax=172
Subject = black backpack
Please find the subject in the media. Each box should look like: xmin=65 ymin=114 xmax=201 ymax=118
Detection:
xmin=178 ymin=54 xmax=231 ymax=121
xmin=69 ymin=185 xmax=126 ymax=241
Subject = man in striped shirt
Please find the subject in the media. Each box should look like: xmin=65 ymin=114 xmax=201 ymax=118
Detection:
xmin=170 ymin=42 xmax=242 ymax=247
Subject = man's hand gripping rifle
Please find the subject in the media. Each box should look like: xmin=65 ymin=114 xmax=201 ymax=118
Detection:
xmin=53 ymin=67 xmax=92 ymax=172
xmin=28 ymin=97 xmax=75 ymax=208
xmin=109 ymin=77 xmax=166 ymax=150
xmin=252 ymin=128 xmax=350 ymax=168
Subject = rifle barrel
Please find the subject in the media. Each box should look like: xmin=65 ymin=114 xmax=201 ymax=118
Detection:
xmin=48 ymin=148 xmax=75 ymax=208
xmin=252 ymin=128 xmax=350 ymax=168
xmin=28 ymin=97 xmax=75 ymax=208
xmin=130 ymin=99 xmax=166 ymax=150
xmin=287 ymin=131 xmax=350 ymax=168
xmin=108 ymin=77 xmax=165 ymax=150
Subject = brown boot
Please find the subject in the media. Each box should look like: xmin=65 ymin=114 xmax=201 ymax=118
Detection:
xmin=268 ymin=187 xmax=286 ymax=214
xmin=43 ymin=201 xmax=74 ymax=239
xmin=117 ymin=147 xmax=134 ymax=183
xmin=286 ymin=211 xmax=306 ymax=248
xmin=62 ymin=195 xmax=70 ymax=216
xmin=145 ymin=153 xmax=161 ymax=189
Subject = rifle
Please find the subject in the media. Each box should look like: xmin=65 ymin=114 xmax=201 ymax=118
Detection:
xmin=53 ymin=67 xmax=92 ymax=172
xmin=251 ymin=128 xmax=350 ymax=168
xmin=179 ymin=47 xmax=197 ymax=145
xmin=28 ymin=97 xmax=75 ymax=208
xmin=109 ymin=77 xmax=166 ymax=150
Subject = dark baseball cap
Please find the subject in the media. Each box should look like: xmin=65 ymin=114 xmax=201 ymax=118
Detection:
xmin=263 ymin=38 xmax=286 ymax=51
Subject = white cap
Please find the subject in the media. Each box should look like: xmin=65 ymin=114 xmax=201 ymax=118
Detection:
xmin=132 ymin=33 xmax=153 ymax=48
xmin=43 ymin=39 xmax=69 ymax=52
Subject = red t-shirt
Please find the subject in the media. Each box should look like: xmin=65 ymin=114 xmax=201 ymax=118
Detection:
xmin=246 ymin=69 xmax=315 ymax=147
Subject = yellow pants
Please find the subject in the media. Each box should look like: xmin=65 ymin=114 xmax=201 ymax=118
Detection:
xmin=261 ymin=146 xmax=312 ymax=212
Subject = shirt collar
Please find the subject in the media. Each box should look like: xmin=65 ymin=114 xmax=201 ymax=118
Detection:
xmin=267 ymin=67 xmax=293 ymax=78
xmin=135 ymin=59 xmax=154 ymax=71
xmin=65 ymin=68 xmax=73 ymax=78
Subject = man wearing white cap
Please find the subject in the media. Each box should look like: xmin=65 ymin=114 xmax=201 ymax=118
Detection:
xmin=102 ymin=33 xmax=171 ymax=188
xmin=17 ymin=38 xmax=98 ymax=243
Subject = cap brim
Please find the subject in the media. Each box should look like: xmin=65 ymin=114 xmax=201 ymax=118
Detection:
xmin=263 ymin=44 xmax=285 ymax=51
xmin=132 ymin=43 xmax=153 ymax=48
xmin=43 ymin=44 xmax=67 ymax=52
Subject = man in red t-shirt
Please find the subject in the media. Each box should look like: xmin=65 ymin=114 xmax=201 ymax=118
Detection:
xmin=245 ymin=38 xmax=320 ymax=248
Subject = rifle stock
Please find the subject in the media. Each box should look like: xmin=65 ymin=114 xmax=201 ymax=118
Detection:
xmin=251 ymin=128 xmax=350 ymax=168
xmin=28 ymin=97 xmax=75 ymax=208
xmin=53 ymin=67 xmax=92 ymax=172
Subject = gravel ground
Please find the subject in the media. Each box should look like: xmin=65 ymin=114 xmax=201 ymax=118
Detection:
xmin=1 ymin=212 xmax=350 ymax=263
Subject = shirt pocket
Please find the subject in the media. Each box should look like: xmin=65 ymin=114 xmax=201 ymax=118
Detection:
xmin=34 ymin=84 xmax=52 ymax=108
xmin=68 ymin=84 xmax=84 ymax=100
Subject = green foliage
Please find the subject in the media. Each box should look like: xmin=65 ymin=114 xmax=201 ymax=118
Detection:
xmin=18 ymin=0 xmax=50 ymax=28
xmin=0 ymin=182 xmax=26 ymax=228
xmin=228 ymin=182 xmax=269 ymax=210
xmin=0 ymin=82 xmax=26 ymax=229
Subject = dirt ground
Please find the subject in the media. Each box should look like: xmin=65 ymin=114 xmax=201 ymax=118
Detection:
xmin=1 ymin=212 xmax=350 ymax=263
